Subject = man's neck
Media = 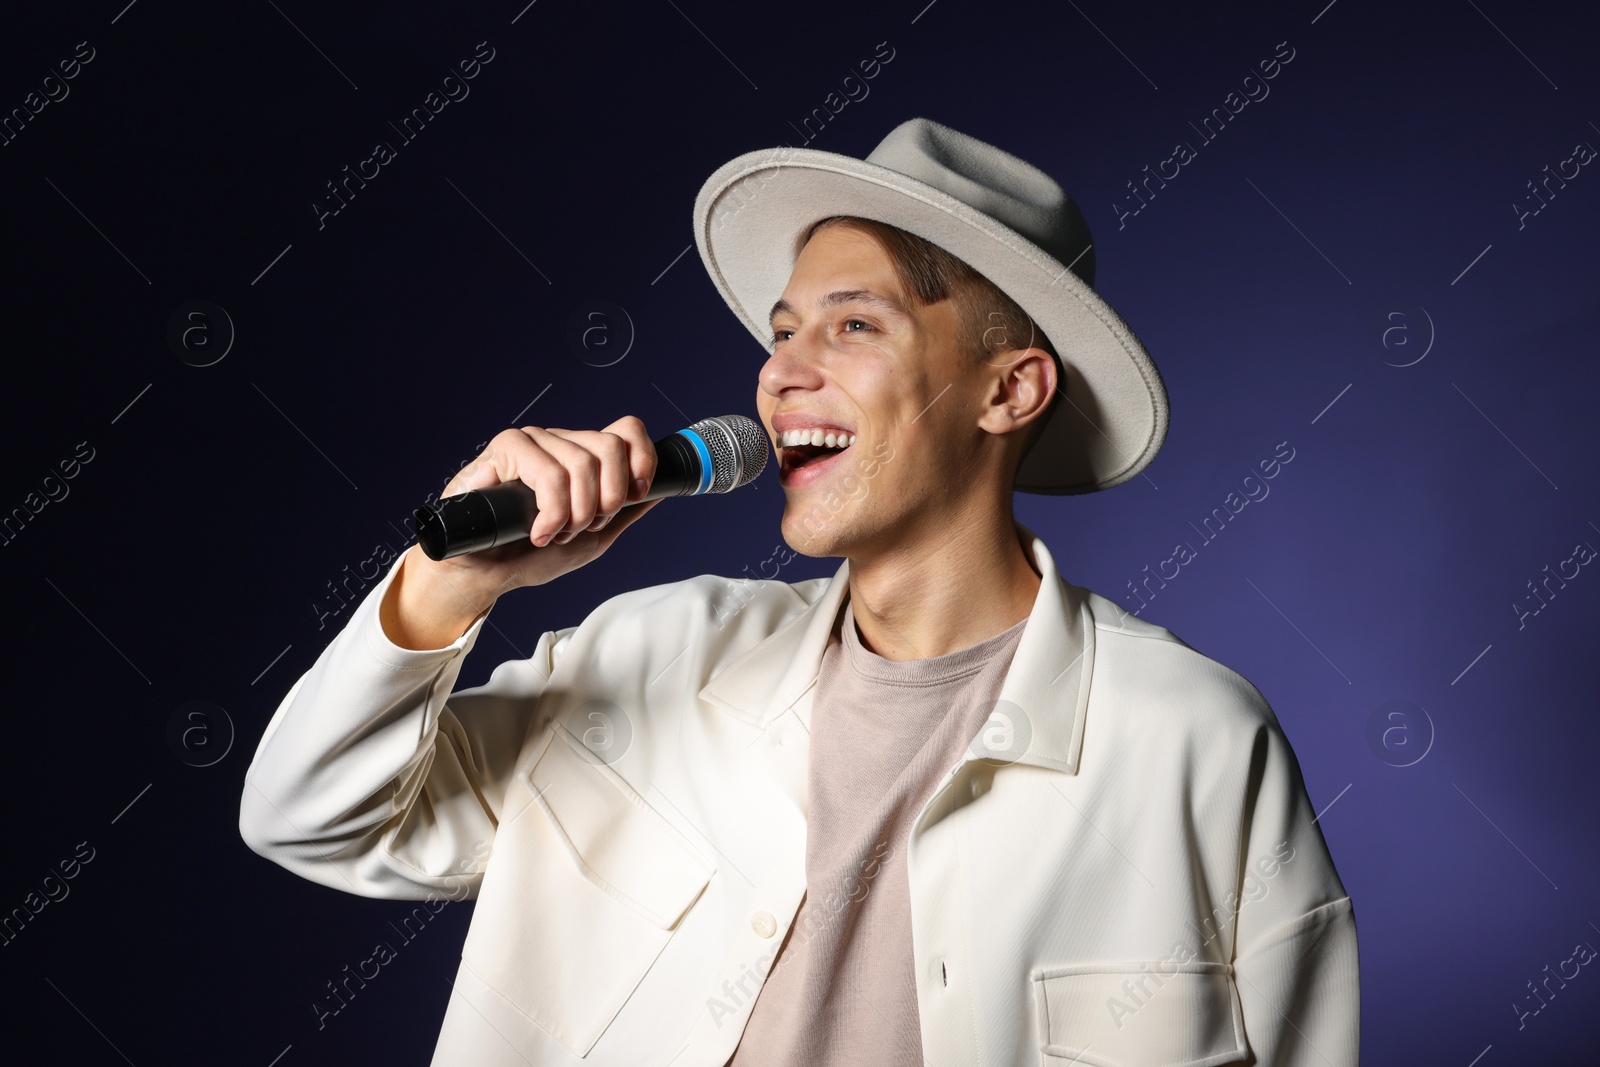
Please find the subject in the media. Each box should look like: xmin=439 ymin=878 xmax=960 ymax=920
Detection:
xmin=844 ymin=502 xmax=1043 ymax=661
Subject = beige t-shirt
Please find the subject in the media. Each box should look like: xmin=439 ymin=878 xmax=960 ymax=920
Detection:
xmin=727 ymin=598 xmax=1027 ymax=1065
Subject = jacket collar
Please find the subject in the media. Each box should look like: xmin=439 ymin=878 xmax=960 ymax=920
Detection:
xmin=698 ymin=523 xmax=1095 ymax=776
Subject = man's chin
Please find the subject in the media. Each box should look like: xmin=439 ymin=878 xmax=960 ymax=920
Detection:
xmin=779 ymin=501 xmax=856 ymax=559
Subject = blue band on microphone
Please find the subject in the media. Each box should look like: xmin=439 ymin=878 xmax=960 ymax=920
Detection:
xmin=677 ymin=429 xmax=714 ymax=495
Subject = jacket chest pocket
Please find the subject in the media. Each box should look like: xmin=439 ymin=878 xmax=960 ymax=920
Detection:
xmin=1032 ymin=961 xmax=1247 ymax=1067
xmin=460 ymin=722 xmax=716 ymax=1056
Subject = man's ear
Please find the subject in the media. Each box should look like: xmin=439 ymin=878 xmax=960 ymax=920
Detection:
xmin=977 ymin=346 xmax=1057 ymax=440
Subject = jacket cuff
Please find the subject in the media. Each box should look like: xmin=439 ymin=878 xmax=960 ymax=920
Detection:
xmin=360 ymin=550 xmax=493 ymax=669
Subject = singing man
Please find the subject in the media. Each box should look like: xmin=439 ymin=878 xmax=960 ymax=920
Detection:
xmin=241 ymin=117 xmax=1358 ymax=1066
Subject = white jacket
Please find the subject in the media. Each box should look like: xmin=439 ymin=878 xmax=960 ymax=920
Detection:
xmin=240 ymin=528 xmax=1358 ymax=1066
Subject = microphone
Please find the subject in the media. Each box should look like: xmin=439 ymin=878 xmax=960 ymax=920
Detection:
xmin=414 ymin=415 xmax=769 ymax=561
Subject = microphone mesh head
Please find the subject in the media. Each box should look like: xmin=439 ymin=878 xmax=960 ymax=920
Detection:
xmin=690 ymin=415 xmax=770 ymax=493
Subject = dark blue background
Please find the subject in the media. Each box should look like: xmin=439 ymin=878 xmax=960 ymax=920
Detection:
xmin=2 ymin=1 xmax=1596 ymax=1063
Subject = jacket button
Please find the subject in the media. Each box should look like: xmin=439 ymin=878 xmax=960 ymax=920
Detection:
xmin=751 ymin=911 xmax=777 ymax=938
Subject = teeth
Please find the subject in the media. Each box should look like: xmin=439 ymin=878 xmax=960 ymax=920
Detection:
xmin=778 ymin=428 xmax=856 ymax=448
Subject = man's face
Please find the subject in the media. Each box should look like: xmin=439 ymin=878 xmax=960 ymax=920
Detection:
xmin=756 ymin=224 xmax=992 ymax=558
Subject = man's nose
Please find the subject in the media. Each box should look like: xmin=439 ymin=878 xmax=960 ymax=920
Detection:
xmin=758 ymin=331 xmax=827 ymax=398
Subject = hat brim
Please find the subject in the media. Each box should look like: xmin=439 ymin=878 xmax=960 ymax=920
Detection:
xmin=692 ymin=144 xmax=1168 ymax=494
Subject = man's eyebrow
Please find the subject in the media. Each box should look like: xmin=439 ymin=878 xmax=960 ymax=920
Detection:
xmin=768 ymin=289 xmax=907 ymax=326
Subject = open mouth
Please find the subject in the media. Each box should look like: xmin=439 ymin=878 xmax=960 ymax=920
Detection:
xmin=777 ymin=428 xmax=856 ymax=478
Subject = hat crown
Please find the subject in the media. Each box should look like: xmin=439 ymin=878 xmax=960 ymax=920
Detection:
xmin=864 ymin=118 xmax=1096 ymax=287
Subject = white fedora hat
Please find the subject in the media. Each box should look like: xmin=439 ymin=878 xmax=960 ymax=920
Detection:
xmin=692 ymin=116 xmax=1169 ymax=494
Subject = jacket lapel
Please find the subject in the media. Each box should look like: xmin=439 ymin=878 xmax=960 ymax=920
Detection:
xmin=696 ymin=560 xmax=851 ymax=823
xmin=697 ymin=557 xmax=852 ymax=729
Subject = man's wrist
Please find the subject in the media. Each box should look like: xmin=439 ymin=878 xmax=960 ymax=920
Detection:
xmin=379 ymin=547 xmax=494 ymax=651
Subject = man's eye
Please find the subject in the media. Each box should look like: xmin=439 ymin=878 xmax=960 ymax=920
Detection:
xmin=843 ymin=319 xmax=872 ymax=332
xmin=770 ymin=329 xmax=793 ymax=345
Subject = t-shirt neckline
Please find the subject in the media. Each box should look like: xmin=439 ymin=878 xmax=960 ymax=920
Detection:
xmin=838 ymin=598 xmax=1028 ymax=686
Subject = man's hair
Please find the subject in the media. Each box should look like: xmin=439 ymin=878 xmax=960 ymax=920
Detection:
xmin=795 ymin=215 xmax=1062 ymax=457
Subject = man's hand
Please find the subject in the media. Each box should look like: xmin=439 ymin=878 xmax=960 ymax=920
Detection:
xmin=380 ymin=415 xmax=662 ymax=650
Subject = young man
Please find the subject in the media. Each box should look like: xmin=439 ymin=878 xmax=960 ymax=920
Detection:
xmin=241 ymin=118 xmax=1358 ymax=1066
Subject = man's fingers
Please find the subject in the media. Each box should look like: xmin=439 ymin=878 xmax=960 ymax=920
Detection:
xmin=443 ymin=429 xmax=526 ymax=497
xmin=602 ymin=415 xmax=657 ymax=501
xmin=521 ymin=428 xmax=601 ymax=544
xmin=544 ymin=428 xmax=632 ymax=527
xmin=439 ymin=420 xmax=654 ymax=548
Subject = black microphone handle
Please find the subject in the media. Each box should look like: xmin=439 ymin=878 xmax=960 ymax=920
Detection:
xmin=414 ymin=431 xmax=706 ymax=561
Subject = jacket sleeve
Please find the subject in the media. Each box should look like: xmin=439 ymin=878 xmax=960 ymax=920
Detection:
xmin=238 ymin=552 xmax=574 ymax=901
xmin=1229 ymin=718 xmax=1361 ymax=1066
